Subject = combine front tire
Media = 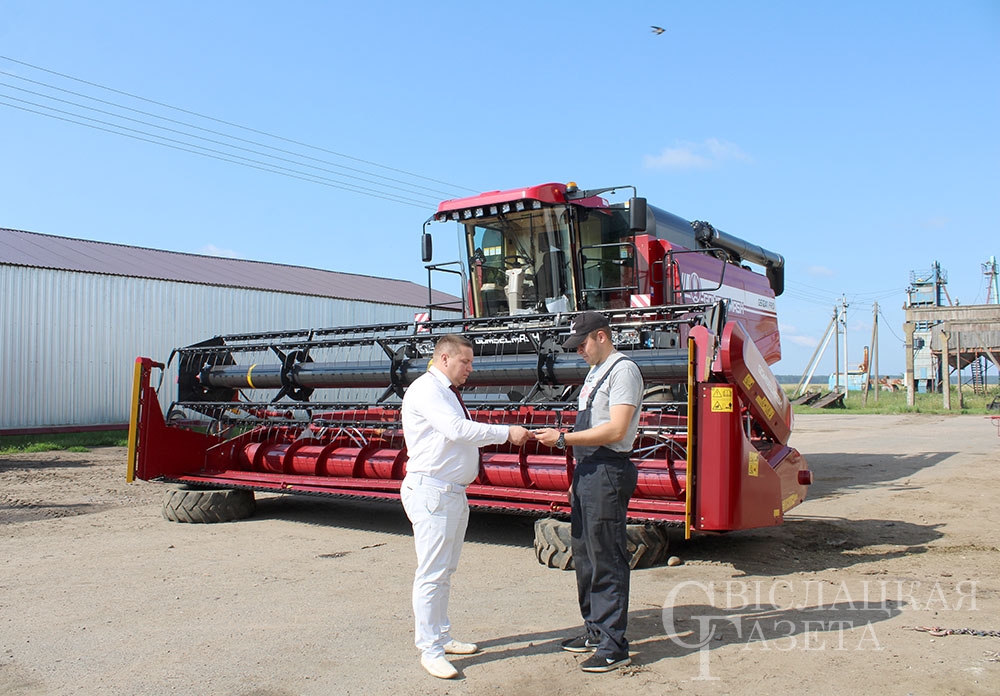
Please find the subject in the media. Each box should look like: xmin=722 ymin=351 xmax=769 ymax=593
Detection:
xmin=626 ymin=523 xmax=670 ymax=569
xmin=162 ymin=485 xmax=256 ymax=523
xmin=533 ymin=518 xmax=670 ymax=570
xmin=534 ymin=518 xmax=574 ymax=570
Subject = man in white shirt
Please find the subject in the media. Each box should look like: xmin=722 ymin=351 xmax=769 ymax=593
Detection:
xmin=401 ymin=333 xmax=530 ymax=679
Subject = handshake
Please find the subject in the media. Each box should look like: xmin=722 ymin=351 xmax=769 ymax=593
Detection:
xmin=506 ymin=426 xmax=564 ymax=448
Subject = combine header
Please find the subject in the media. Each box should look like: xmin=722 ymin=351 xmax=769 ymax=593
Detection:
xmin=128 ymin=182 xmax=811 ymax=568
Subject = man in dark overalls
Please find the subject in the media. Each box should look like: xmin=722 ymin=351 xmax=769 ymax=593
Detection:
xmin=536 ymin=311 xmax=644 ymax=672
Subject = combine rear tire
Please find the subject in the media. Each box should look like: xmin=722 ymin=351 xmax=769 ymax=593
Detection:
xmin=162 ymin=485 xmax=256 ymax=524
xmin=533 ymin=518 xmax=670 ymax=570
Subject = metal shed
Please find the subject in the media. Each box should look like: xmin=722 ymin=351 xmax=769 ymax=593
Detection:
xmin=0 ymin=228 xmax=459 ymax=432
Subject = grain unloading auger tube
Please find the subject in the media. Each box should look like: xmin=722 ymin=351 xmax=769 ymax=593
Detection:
xmin=128 ymin=302 xmax=810 ymax=537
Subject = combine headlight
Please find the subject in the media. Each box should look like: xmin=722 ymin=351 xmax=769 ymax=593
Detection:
xmin=489 ymin=205 xmax=498 ymax=215
xmin=462 ymin=209 xmax=473 ymax=220
xmin=474 ymin=207 xmax=484 ymax=217
xmin=501 ymin=203 xmax=511 ymax=213
xmin=532 ymin=201 xmax=542 ymax=209
xmin=515 ymin=201 xmax=525 ymax=212
xmin=451 ymin=211 xmax=460 ymax=221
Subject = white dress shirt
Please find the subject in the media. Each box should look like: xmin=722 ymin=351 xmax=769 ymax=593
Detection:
xmin=401 ymin=365 xmax=509 ymax=485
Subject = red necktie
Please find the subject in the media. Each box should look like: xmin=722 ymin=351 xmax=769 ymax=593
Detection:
xmin=449 ymin=385 xmax=470 ymax=419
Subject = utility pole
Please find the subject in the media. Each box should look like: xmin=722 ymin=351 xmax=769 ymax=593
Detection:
xmin=984 ymin=256 xmax=999 ymax=305
xmin=795 ymin=309 xmax=838 ymax=398
xmin=872 ymin=301 xmax=879 ymax=402
xmin=957 ymin=331 xmax=965 ymax=410
xmin=841 ymin=295 xmax=850 ymax=393
xmin=862 ymin=302 xmax=879 ymax=406
xmin=833 ymin=302 xmax=841 ymax=393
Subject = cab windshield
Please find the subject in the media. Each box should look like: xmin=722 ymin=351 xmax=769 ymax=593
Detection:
xmin=464 ymin=206 xmax=575 ymax=317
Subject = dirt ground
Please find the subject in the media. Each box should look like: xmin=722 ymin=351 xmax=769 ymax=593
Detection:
xmin=2 ymin=413 xmax=999 ymax=696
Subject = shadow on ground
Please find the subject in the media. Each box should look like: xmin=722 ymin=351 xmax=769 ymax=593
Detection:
xmin=250 ymin=493 xmax=944 ymax=575
xmin=459 ymin=600 xmax=899 ymax=678
xmin=252 ymin=493 xmax=536 ymax=548
xmin=670 ymin=515 xmax=943 ymax=575
xmin=803 ymin=450 xmax=957 ymax=500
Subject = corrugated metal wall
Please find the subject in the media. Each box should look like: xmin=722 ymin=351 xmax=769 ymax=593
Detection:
xmin=0 ymin=266 xmax=440 ymax=430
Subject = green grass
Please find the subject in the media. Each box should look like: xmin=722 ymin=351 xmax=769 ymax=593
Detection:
xmin=0 ymin=430 xmax=129 ymax=455
xmin=788 ymin=385 xmax=999 ymax=415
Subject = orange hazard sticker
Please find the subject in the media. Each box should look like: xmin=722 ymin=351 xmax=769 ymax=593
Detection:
xmin=711 ymin=387 xmax=733 ymax=412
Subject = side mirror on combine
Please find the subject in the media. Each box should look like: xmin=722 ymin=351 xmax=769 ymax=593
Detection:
xmin=421 ymin=232 xmax=433 ymax=263
xmin=767 ymin=264 xmax=785 ymax=296
xmin=630 ymin=197 xmax=647 ymax=232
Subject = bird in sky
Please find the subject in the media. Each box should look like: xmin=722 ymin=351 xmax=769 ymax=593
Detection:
xmin=651 ymin=25 xmax=665 ymax=35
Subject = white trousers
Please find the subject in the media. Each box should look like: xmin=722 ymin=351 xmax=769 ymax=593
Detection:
xmin=400 ymin=474 xmax=470 ymax=659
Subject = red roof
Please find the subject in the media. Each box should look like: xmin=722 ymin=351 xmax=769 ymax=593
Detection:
xmin=436 ymin=183 xmax=570 ymax=213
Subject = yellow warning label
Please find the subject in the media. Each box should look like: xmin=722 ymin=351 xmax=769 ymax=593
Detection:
xmin=755 ymin=394 xmax=776 ymax=420
xmin=711 ymin=387 xmax=733 ymax=412
xmin=742 ymin=373 xmax=756 ymax=390
xmin=748 ymin=451 xmax=759 ymax=477
xmin=781 ymin=493 xmax=798 ymax=512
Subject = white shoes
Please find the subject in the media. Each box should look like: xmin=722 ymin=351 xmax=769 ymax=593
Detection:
xmin=443 ymin=639 xmax=479 ymax=655
xmin=421 ymin=653 xmax=459 ymax=679
xmin=420 ymin=640 xmax=478 ymax=679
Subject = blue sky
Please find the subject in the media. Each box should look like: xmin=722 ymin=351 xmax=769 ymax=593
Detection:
xmin=2 ymin=1 xmax=997 ymax=376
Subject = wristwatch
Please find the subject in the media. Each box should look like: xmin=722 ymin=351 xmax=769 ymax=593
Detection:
xmin=555 ymin=432 xmax=566 ymax=450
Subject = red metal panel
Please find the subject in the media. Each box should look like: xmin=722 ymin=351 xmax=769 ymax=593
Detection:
xmin=694 ymin=382 xmax=741 ymax=530
xmin=720 ymin=321 xmax=793 ymax=444
xmin=132 ymin=364 xmax=220 ymax=481
xmin=694 ymin=382 xmax=796 ymax=531
xmin=436 ymin=183 xmax=570 ymax=213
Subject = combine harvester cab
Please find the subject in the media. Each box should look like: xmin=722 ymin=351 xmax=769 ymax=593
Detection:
xmin=128 ymin=182 xmax=811 ymax=568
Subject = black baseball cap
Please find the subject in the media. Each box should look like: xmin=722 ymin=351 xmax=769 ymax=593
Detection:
xmin=563 ymin=311 xmax=610 ymax=350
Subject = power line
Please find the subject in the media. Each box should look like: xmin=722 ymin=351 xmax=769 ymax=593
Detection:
xmin=0 ymin=68 xmax=457 ymax=200
xmin=0 ymin=98 xmax=430 ymax=207
xmin=878 ymin=308 xmax=906 ymax=344
xmin=0 ymin=55 xmax=477 ymax=193
xmin=783 ymin=279 xmax=905 ymax=308
xmin=0 ymin=82 xmax=444 ymax=205
xmin=0 ymin=55 xmax=479 ymax=207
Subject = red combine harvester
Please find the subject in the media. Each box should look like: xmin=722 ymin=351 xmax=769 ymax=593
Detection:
xmin=128 ymin=182 xmax=811 ymax=568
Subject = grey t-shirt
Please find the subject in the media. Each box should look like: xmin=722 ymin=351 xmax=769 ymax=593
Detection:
xmin=572 ymin=352 xmax=644 ymax=460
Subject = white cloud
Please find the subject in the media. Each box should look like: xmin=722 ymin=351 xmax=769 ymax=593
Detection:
xmin=644 ymin=138 xmax=752 ymax=170
xmin=787 ymin=334 xmax=820 ymax=348
xmin=919 ymin=215 xmax=949 ymax=230
xmin=198 ymin=244 xmax=243 ymax=259
xmin=779 ymin=321 xmax=820 ymax=349
xmin=807 ymin=265 xmax=835 ymax=277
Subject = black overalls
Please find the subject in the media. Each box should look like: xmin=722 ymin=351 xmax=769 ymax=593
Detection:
xmin=570 ymin=356 xmax=639 ymax=660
